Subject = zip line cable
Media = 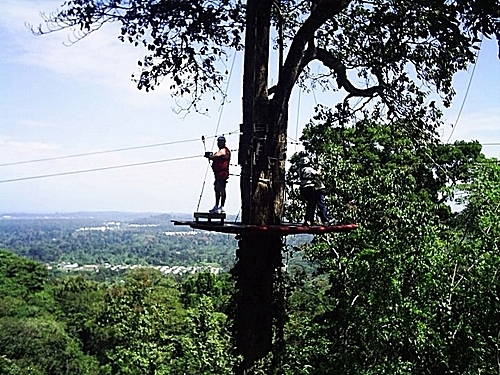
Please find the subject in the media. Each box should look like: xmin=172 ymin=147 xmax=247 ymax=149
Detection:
xmin=0 ymin=155 xmax=201 ymax=184
xmin=196 ymin=51 xmax=239 ymax=211
xmin=7 ymin=141 xmax=497 ymax=186
xmin=1 ymin=130 xmax=241 ymax=185
xmin=197 ymin=135 xmax=210 ymax=212
xmin=211 ymin=53 xmax=239 ymax=149
xmin=0 ymin=136 xmax=210 ymax=168
xmin=295 ymin=89 xmax=302 ymax=153
xmin=447 ymin=36 xmax=483 ymax=143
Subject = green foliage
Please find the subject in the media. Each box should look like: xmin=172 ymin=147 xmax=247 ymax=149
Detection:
xmin=0 ymin=356 xmax=23 ymax=375
xmin=440 ymin=159 xmax=500 ymax=372
xmin=0 ymin=250 xmax=56 ymax=319
xmin=181 ymin=271 xmax=234 ymax=310
xmin=0 ymin=317 xmax=99 ymax=375
xmin=280 ymin=113 xmax=499 ymax=374
xmin=52 ymin=275 xmax=105 ymax=348
xmin=0 ymin=251 xmax=100 ymax=374
xmin=288 ymin=109 xmax=481 ymax=226
xmin=0 ymin=237 xmax=241 ymax=374
xmin=86 ymin=268 xmax=186 ymax=374
xmin=177 ymin=296 xmax=240 ymax=374
xmin=0 ymin=250 xmax=48 ymax=299
xmin=81 ymin=267 xmax=241 ymax=374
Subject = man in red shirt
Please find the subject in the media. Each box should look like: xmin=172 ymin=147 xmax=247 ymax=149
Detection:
xmin=206 ymin=136 xmax=231 ymax=214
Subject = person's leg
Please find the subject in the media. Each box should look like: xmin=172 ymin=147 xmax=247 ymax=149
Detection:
xmin=304 ymin=188 xmax=315 ymax=224
xmin=215 ymin=180 xmax=222 ymax=207
xmin=316 ymin=190 xmax=330 ymax=224
xmin=212 ymin=179 xmax=227 ymax=212
xmin=220 ymin=185 xmax=226 ymax=208
xmin=210 ymin=180 xmax=221 ymax=212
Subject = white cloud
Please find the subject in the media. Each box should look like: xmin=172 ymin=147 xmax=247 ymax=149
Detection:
xmin=15 ymin=118 xmax=62 ymax=129
xmin=0 ymin=0 xmax=174 ymax=109
xmin=0 ymin=138 xmax=59 ymax=154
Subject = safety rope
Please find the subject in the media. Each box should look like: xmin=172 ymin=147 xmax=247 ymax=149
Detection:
xmin=196 ymin=51 xmax=239 ymax=211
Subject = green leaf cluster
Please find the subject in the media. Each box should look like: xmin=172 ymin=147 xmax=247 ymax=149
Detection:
xmin=278 ymin=110 xmax=500 ymax=374
xmin=0 ymin=251 xmax=239 ymax=374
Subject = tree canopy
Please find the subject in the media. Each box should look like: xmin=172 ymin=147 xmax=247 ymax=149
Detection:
xmin=33 ymin=0 xmax=499 ymax=115
xmin=279 ymin=114 xmax=500 ymax=374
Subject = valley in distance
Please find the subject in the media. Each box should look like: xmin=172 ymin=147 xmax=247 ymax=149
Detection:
xmin=0 ymin=212 xmax=312 ymax=280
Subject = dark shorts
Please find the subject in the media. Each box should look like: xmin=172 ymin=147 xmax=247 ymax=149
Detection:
xmin=214 ymin=179 xmax=227 ymax=192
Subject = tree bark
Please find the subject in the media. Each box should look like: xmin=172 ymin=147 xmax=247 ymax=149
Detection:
xmin=234 ymin=0 xmax=351 ymax=368
xmin=232 ymin=234 xmax=283 ymax=370
xmin=240 ymin=0 xmax=276 ymax=225
xmin=233 ymin=0 xmax=287 ymax=369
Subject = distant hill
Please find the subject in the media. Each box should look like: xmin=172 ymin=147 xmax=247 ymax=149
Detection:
xmin=1 ymin=211 xmax=240 ymax=224
xmin=1 ymin=211 xmax=166 ymax=222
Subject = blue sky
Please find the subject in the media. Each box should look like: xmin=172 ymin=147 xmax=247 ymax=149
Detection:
xmin=0 ymin=0 xmax=499 ymax=215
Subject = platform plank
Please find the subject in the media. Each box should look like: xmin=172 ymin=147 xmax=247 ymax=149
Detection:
xmin=193 ymin=212 xmax=226 ymax=224
xmin=172 ymin=220 xmax=357 ymax=236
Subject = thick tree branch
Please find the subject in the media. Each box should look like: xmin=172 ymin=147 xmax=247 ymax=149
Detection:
xmin=271 ymin=0 xmax=352 ymax=110
xmin=315 ymin=47 xmax=384 ymax=98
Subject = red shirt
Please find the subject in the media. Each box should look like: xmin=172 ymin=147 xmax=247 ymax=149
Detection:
xmin=212 ymin=146 xmax=231 ymax=180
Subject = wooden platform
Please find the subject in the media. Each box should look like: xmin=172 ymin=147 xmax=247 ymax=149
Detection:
xmin=172 ymin=220 xmax=358 ymax=236
xmin=193 ymin=212 xmax=226 ymax=224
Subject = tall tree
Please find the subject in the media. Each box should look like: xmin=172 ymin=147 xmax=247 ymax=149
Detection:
xmin=0 ymin=251 xmax=100 ymax=374
xmin=33 ymin=0 xmax=499 ymax=368
xmin=87 ymin=268 xmax=187 ymax=374
xmin=281 ymin=116 xmax=490 ymax=374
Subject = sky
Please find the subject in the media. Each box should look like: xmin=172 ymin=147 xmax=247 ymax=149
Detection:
xmin=0 ymin=0 xmax=499 ymax=215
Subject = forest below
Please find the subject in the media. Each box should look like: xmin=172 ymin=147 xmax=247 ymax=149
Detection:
xmin=0 ymin=213 xmax=311 ymax=280
xmin=0 ymin=214 xmax=308 ymax=374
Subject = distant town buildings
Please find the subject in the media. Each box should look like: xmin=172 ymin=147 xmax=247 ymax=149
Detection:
xmin=51 ymin=262 xmax=220 ymax=275
xmin=4 ymin=215 xmax=225 ymax=276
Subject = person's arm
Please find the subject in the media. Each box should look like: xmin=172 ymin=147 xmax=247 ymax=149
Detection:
xmin=309 ymin=166 xmax=320 ymax=176
xmin=210 ymin=148 xmax=228 ymax=160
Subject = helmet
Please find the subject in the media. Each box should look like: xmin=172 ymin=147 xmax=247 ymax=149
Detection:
xmin=299 ymin=156 xmax=311 ymax=166
xmin=217 ymin=135 xmax=226 ymax=143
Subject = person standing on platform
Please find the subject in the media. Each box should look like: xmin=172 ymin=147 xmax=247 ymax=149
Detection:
xmin=205 ymin=135 xmax=231 ymax=214
xmin=298 ymin=156 xmax=331 ymax=226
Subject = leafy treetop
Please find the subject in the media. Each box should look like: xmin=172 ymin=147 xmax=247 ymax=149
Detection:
xmin=31 ymin=0 xmax=499 ymax=116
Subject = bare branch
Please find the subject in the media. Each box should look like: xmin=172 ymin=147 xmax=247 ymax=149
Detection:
xmin=315 ymin=48 xmax=383 ymax=98
xmin=271 ymin=0 xmax=353 ymax=106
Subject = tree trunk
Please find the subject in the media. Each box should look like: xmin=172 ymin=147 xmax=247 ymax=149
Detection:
xmin=232 ymin=235 xmax=283 ymax=370
xmin=232 ymin=0 xmax=289 ymax=369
